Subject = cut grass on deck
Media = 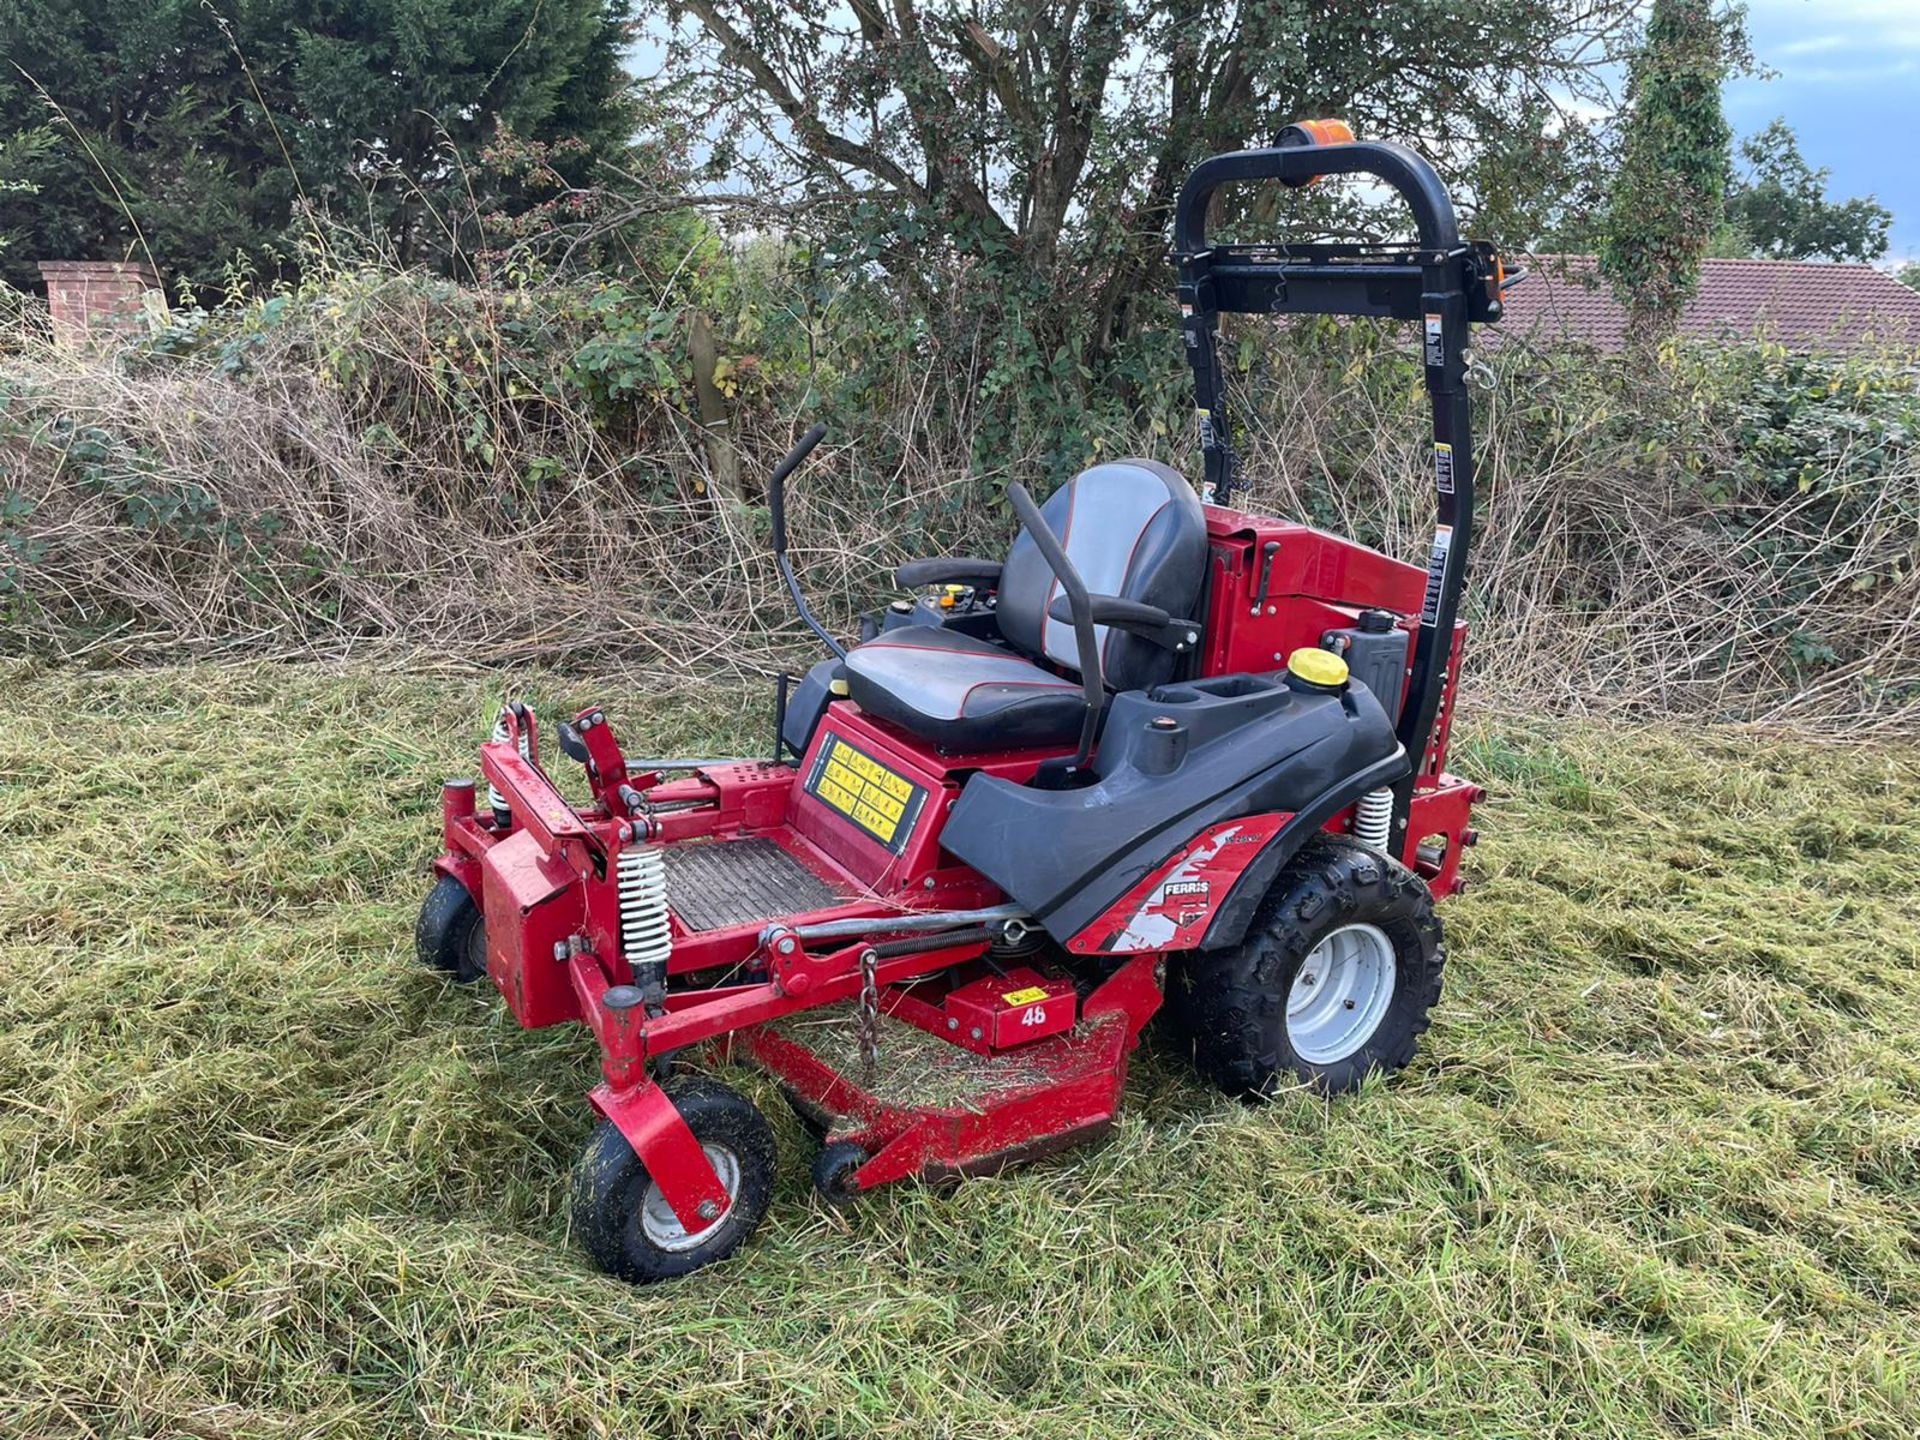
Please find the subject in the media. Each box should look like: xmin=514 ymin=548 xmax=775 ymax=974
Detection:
xmin=2 ymin=662 xmax=1918 ymax=1439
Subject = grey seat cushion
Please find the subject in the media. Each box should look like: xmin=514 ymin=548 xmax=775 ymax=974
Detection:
xmin=843 ymin=627 xmax=1085 ymax=753
xmin=843 ymin=458 xmax=1206 ymax=754
xmin=998 ymin=459 xmax=1207 ymax=694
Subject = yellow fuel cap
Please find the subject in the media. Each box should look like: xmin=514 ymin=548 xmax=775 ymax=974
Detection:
xmin=1287 ymin=647 xmax=1349 ymax=689
xmin=829 ymin=677 xmax=850 ymax=697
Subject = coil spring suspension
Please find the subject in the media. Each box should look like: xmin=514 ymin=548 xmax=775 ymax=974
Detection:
xmin=486 ymin=707 xmax=532 ymax=826
xmin=1353 ymin=786 xmax=1393 ymax=852
xmin=617 ymin=843 xmax=672 ymax=1001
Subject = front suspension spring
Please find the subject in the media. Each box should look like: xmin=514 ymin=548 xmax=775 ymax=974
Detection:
xmin=617 ymin=843 xmax=673 ymax=992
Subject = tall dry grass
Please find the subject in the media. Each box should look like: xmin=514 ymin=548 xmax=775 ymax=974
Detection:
xmin=1222 ymin=323 xmax=1920 ymax=733
xmin=0 ymin=272 xmax=1914 ymax=733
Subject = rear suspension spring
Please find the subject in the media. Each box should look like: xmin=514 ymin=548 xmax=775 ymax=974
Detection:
xmin=1352 ymin=787 xmax=1393 ymax=853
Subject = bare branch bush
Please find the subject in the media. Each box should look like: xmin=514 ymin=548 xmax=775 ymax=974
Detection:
xmin=0 ymin=275 xmax=1913 ymax=734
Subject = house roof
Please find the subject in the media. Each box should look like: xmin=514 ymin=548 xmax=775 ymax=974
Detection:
xmin=1495 ymin=255 xmax=1920 ymax=352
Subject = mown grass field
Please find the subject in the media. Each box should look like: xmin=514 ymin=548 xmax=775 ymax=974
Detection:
xmin=2 ymin=662 xmax=1918 ymax=1439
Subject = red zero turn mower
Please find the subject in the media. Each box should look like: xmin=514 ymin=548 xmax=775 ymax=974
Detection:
xmin=416 ymin=127 xmax=1510 ymax=1282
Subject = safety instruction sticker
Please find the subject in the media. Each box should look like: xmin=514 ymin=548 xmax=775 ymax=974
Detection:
xmin=1424 ymin=312 xmax=1445 ymax=367
xmin=1433 ymin=441 xmax=1455 ymax=495
xmin=1418 ymin=525 xmax=1453 ymax=627
xmin=805 ymin=736 xmax=928 ymax=853
xmin=1001 ymin=986 xmax=1049 ymax=1006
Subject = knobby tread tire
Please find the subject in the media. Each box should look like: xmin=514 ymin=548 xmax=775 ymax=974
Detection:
xmin=1170 ymin=836 xmax=1445 ymax=1098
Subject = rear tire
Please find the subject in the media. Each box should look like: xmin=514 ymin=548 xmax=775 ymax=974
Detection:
xmin=1170 ymin=837 xmax=1444 ymax=1098
xmin=571 ymin=1077 xmax=776 ymax=1284
xmin=415 ymin=874 xmax=487 ymax=983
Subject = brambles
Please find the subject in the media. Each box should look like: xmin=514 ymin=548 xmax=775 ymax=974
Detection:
xmin=0 ymin=270 xmax=1914 ymax=730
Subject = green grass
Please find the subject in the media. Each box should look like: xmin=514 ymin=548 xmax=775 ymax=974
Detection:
xmin=2 ymin=662 xmax=1918 ymax=1439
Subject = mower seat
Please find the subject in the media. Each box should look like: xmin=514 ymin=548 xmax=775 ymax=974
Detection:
xmin=843 ymin=459 xmax=1208 ymax=752
xmin=840 ymin=627 xmax=1087 ymax=752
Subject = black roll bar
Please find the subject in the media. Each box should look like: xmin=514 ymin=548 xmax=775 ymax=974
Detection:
xmin=1173 ymin=140 xmax=1462 ymax=255
xmin=1171 ymin=132 xmax=1499 ymax=850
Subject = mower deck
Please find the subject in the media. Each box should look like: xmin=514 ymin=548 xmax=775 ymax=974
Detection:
xmin=744 ymin=958 xmax=1155 ymax=1191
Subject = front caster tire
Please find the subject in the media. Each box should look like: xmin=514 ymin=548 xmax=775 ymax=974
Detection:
xmin=571 ymin=1077 xmax=776 ymax=1284
xmin=1170 ymin=837 xmax=1444 ymax=1098
xmin=415 ymin=874 xmax=487 ymax=983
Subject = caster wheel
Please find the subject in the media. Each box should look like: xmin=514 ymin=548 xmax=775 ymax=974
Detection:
xmin=415 ymin=874 xmax=487 ymax=983
xmin=571 ymin=1076 xmax=776 ymax=1283
xmin=812 ymin=1139 xmax=869 ymax=1207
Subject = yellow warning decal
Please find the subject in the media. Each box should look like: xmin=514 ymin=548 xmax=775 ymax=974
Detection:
xmin=804 ymin=736 xmax=928 ymax=853
xmin=1001 ymin=986 xmax=1049 ymax=1006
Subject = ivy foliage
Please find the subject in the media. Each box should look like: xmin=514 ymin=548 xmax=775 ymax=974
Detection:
xmin=1598 ymin=0 xmax=1735 ymax=346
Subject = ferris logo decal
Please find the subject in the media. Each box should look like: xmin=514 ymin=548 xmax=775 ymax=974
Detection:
xmin=1145 ymin=879 xmax=1212 ymax=927
xmin=1070 ymin=813 xmax=1291 ymax=955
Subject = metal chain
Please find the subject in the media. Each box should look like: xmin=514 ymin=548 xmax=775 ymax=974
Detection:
xmin=856 ymin=947 xmax=880 ymax=1080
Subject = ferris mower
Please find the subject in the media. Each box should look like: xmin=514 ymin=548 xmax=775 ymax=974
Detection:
xmin=415 ymin=126 xmax=1506 ymax=1282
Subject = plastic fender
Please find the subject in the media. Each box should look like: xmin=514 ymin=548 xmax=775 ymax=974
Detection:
xmin=1066 ymin=814 xmax=1291 ymax=955
xmin=1197 ymin=752 xmax=1412 ymax=952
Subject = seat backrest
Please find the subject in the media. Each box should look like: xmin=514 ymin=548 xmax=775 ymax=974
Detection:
xmin=998 ymin=459 xmax=1209 ymax=693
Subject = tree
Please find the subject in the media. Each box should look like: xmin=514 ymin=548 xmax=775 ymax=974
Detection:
xmin=669 ymin=0 xmax=1640 ymax=368
xmin=1597 ymin=0 xmax=1732 ymax=347
xmin=1721 ymin=119 xmax=1890 ymax=262
xmin=0 ymin=0 xmax=638 ymax=292
xmin=1898 ymin=262 xmax=1920 ymax=293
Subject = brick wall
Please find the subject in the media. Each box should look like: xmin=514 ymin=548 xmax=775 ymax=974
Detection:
xmin=37 ymin=261 xmax=162 ymax=347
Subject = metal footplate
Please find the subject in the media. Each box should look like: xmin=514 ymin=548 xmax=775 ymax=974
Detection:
xmin=662 ymin=837 xmax=841 ymax=932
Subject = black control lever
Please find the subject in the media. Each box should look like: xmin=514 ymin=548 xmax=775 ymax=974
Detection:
xmin=764 ymin=422 xmax=844 ymax=659
xmin=1008 ymin=483 xmax=1104 ymax=773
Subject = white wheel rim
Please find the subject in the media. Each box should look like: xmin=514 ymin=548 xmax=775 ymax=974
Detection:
xmin=1285 ymin=923 xmax=1398 ymax=1065
xmin=638 ymin=1144 xmax=739 ymax=1252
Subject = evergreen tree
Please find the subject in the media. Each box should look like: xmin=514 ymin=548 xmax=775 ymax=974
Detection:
xmin=1598 ymin=0 xmax=1732 ymax=347
xmin=0 ymin=0 xmax=637 ymax=292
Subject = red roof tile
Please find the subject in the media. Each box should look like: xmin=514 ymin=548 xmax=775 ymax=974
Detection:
xmin=1495 ymin=255 xmax=1920 ymax=352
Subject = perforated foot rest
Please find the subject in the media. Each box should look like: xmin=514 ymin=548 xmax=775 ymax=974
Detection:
xmin=663 ymin=838 xmax=840 ymax=932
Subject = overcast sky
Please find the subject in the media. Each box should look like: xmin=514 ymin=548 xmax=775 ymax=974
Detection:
xmin=1727 ymin=0 xmax=1917 ymax=259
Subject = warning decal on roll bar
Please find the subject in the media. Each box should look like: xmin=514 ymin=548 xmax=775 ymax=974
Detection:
xmin=1418 ymin=525 xmax=1453 ymax=626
